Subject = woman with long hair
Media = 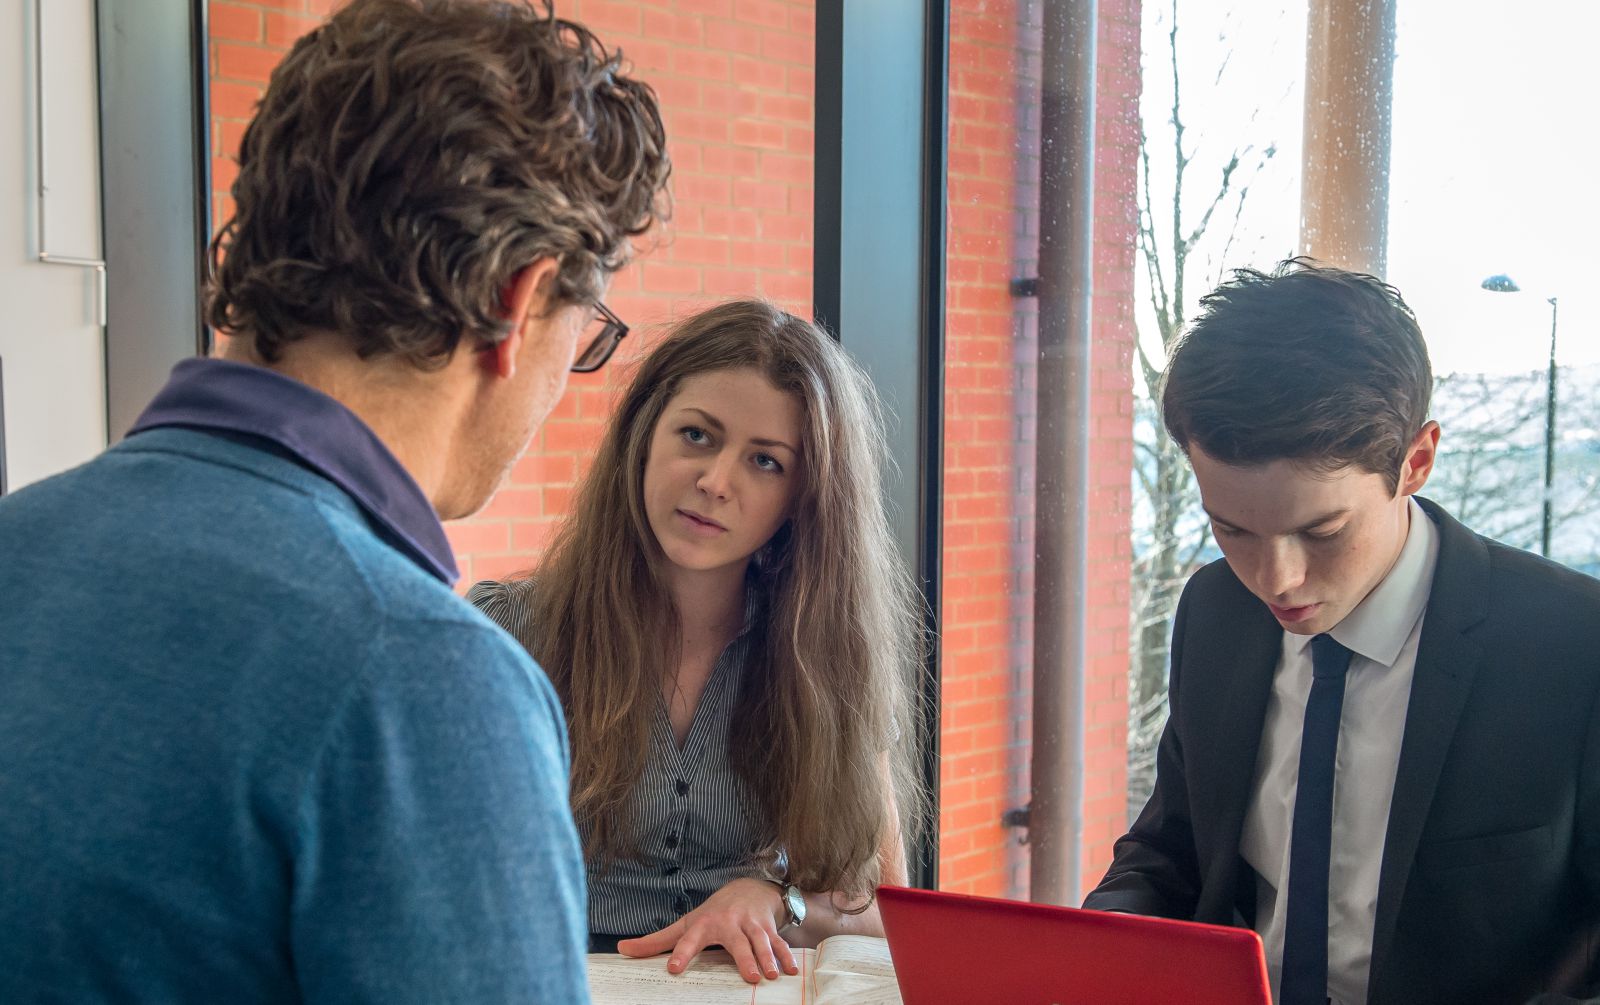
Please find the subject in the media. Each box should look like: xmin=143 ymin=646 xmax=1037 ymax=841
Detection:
xmin=468 ymin=299 xmax=927 ymax=984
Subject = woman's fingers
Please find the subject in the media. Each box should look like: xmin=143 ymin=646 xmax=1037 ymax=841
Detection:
xmin=743 ymin=922 xmax=784 ymax=981
xmin=615 ymin=919 xmax=683 ymax=959
xmin=665 ymin=926 xmax=711 ymax=974
xmin=773 ymin=932 xmax=800 ymax=976
xmin=723 ymin=927 xmax=767 ymax=984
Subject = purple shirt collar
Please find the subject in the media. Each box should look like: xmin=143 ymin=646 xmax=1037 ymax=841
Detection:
xmin=129 ymin=357 xmax=459 ymax=585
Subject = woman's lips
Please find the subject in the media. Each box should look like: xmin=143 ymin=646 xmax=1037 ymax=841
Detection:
xmin=676 ymin=509 xmax=726 ymax=534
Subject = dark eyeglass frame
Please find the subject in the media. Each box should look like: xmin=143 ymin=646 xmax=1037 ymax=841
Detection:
xmin=570 ymin=301 xmax=629 ymax=373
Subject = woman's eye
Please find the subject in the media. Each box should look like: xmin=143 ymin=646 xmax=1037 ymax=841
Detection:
xmin=680 ymin=427 xmax=709 ymax=445
xmin=754 ymin=453 xmax=784 ymax=474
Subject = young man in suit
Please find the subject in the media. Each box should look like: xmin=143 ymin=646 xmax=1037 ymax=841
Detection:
xmin=0 ymin=1 xmax=668 ymax=1001
xmin=1084 ymin=259 xmax=1600 ymax=1004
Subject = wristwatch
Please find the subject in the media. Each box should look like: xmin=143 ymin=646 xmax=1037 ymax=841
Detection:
xmin=774 ymin=881 xmax=807 ymax=933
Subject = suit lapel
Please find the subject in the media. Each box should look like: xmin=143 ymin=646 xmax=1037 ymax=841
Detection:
xmin=1369 ymin=499 xmax=1490 ymax=994
xmin=1192 ymin=569 xmax=1282 ymax=918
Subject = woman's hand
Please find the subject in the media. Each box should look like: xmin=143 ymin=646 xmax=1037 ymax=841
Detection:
xmin=615 ymin=877 xmax=800 ymax=984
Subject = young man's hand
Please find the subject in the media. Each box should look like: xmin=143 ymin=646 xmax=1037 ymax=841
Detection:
xmin=615 ymin=877 xmax=801 ymax=984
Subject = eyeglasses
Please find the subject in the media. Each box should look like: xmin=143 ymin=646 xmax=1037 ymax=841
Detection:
xmin=571 ymin=301 xmax=629 ymax=373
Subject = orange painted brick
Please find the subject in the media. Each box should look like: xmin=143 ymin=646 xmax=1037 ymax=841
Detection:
xmin=642 ymin=9 xmax=703 ymax=47
xmin=672 ymin=0 xmax=734 ymax=16
xmin=786 ymin=66 xmax=814 ymax=98
xmin=666 ymin=110 xmax=731 ymax=144
xmin=731 ymin=55 xmax=786 ymax=91
xmin=218 ymin=120 xmax=250 ymax=160
xmin=653 ymin=76 xmax=703 ymax=112
xmin=707 ymin=206 xmax=761 ymax=240
xmin=760 ymin=29 xmax=810 ymax=66
xmin=701 ymin=268 xmax=761 ymax=298
xmin=731 ymin=119 xmax=785 ymax=150
xmin=543 ymin=485 xmax=575 ymax=515
xmin=675 ymin=173 xmax=731 ymax=206
xmin=211 ymin=155 xmax=239 ymax=193
xmin=664 ymin=234 xmax=731 ymax=265
xmin=641 ymin=262 xmax=702 ymax=295
xmin=735 ymin=0 xmax=789 ymax=31
xmin=264 ymin=11 xmax=318 ymax=48
xmin=209 ymin=3 xmax=263 ymax=43
xmin=537 ymin=423 xmax=603 ymax=460
xmin=731 ymin=179 xmax=786 ymax=212
xmin=478 ymin=488 xmax=542 ymax=521
xmin=215 ymin=42 xmax=282 ymax=84
xmin=759 ymin=272 xmax=809 ymax=305
xmin=705 ymin=20 xmax=762 ymax=56
xmin=444 ymin=519 xmax=510 ymax=557
xmin=211 ymin=80 xmax=262 ymax=120
xmin=619 ymin=40 xmax=676 ymax=77
xmin=576 ymin=0 xmax=642 ymax=38
xmin=726 ymin=239 xmax=785 ymax=271
xmin=759 ymin=211 xmax=809 ymax=244
xmin=670 ymin=47 xmax=731 ymax=80
xmin=510 ymin=520 xmax=560 ymax=554
xmin=699 ymin=86 xmax=761 ymax=119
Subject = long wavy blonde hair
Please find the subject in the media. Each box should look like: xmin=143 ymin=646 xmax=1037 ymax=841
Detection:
xmin=516 ymin=299 xmax=927 ymax=903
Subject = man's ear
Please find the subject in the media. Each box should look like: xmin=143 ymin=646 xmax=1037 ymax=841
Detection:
xmin=1397 ymin=420 xmax=1441 ymax=497
xmin=485 ymin=257 xmax=562 ymax=380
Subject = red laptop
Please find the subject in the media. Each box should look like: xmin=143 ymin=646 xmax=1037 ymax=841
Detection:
xmin=877 ymin=885 xmax=1271 ymax=1004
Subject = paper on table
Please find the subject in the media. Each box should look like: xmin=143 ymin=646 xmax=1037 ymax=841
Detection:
xmin=809 ymin=936 xmax=902 ymax=1005
xmin=587 ymin=937 xmax=902 ymax=1005
xmin=587 ymin=949 xmax=813 ymax=1005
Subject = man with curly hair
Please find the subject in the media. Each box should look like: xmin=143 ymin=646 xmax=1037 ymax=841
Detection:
xmin=0 ymin=1 xmax=669 ymax=1001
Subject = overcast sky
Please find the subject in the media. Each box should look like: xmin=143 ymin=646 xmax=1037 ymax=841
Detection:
xmin=1133 ymin=0 xmax=1599 ymax=377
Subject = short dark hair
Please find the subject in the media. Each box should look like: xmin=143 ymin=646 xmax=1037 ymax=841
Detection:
xmin=1161 ymin=258 xmax=1432 ymax=492
xmin=206 ymin=0 xmax=670 ymax=368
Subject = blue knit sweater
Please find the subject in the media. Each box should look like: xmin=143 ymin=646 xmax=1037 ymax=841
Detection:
xmin=0 ymin=428 xmax=588 ymax=1002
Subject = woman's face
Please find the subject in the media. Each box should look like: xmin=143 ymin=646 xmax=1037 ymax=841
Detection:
xmin=642 ymin=367 xmax=805 ymax=578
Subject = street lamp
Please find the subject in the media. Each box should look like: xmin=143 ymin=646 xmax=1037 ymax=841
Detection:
xmin=1480 ymin=274 xmax=1559 ymax=558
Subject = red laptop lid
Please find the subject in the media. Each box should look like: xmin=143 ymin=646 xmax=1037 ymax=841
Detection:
xmin=877 ymin=885 xmax=1272 ymax=1005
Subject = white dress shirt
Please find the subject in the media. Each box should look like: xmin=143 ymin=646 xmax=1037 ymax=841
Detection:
xmin=1239 ymin=498 xmax=1440 ymax=1005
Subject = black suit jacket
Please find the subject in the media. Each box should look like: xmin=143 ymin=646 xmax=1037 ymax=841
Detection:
xmin=1085 ymin=498 xmax=1600 ymax=1004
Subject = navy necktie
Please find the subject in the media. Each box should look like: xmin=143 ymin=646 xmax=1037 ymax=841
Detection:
xmin=1279 ymin=633 xmax=1354 ymax=1005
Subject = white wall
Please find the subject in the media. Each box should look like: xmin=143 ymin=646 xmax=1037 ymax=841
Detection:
xmin=2 ymin=0 xmax=108 ymax=493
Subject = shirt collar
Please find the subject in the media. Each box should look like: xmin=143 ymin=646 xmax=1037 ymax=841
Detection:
xmin=1286 ymin=496 xmax=1439 ymax=667
xmin=128 ymin=357 xmax=459 ymax=585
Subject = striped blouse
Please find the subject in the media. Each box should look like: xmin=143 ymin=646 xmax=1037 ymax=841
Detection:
xmin=467 ymin=578 xmax=772 ymax=939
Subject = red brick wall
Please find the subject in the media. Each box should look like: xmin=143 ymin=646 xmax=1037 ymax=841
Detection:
xmin=206 ymin=0 xmax=815 ymax=584
xmin=210 ymin=0 xmax=1138 ymax=902
xmin=940 ymin=0 xmax=1031 ymax=897
xmin=940 ymin=0 xmax=1138 ymax=899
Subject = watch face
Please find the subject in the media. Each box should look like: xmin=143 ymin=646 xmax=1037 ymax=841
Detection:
xmin=784 ymin=885 xmax=807 ymax=925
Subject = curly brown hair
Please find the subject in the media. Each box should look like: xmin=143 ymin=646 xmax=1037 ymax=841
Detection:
xmin=207 ymin=0 xmax=670 ymax=367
